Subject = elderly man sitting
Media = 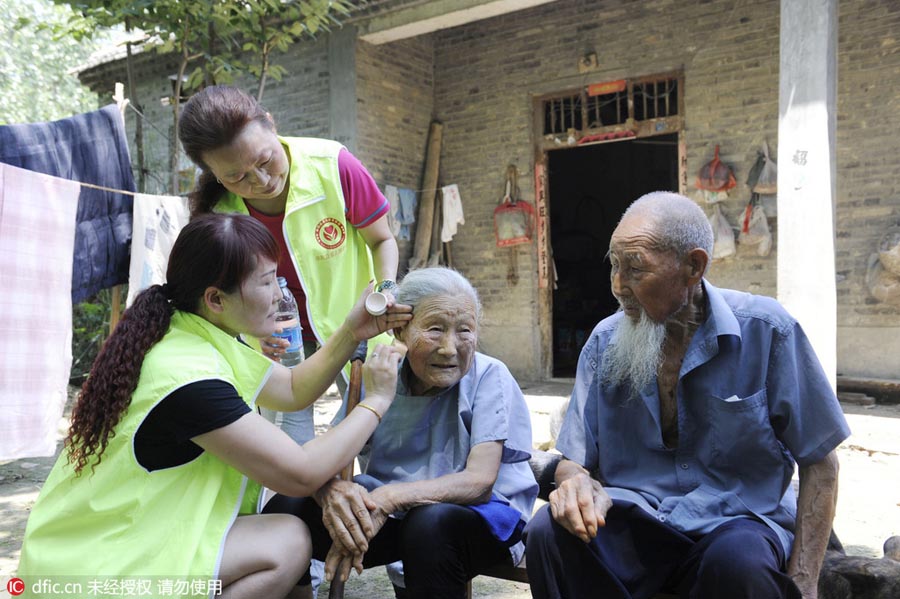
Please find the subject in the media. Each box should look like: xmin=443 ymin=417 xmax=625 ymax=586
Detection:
xmin=525 ymin=192 xmax=849 ymax=599
xmin=271 ymin=267 xmax=538 ymax=599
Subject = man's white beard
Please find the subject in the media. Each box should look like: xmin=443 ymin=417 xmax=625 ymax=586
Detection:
xmin=600 ymin=309 xmax=667 ymax=393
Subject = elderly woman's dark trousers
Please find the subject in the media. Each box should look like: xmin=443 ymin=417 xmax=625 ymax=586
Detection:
xmin=266 ymin=496 xmax=512 ymax=599
xmin=524 ymin=502 xmax=802 ymax=599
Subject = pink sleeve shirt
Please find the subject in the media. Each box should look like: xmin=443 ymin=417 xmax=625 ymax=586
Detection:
xmin=339 ymin=148 xmax=389 ymax=228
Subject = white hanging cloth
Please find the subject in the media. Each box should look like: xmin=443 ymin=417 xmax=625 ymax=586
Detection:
xmin=0 ymin=163 xmax=80 ymax=459
xmin=126 ymin=194 xmax=191 ymax=306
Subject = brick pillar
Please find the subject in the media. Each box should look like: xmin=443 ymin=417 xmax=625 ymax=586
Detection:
xmin=329 ymin=25 xmax=358 ymax=153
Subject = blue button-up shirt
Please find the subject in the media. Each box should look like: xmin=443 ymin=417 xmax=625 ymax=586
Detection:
xmin=557 ymin=281 xmax=850 ymax=554
xmin=359 ymin=352 xmax=539 ymax=564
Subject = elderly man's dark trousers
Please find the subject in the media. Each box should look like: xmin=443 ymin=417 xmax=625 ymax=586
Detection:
xmin=524 ymin=501 xmax=802 ymax=599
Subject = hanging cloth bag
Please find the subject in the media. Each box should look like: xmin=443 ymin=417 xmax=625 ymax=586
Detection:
xmin=696 ymin=144 xmax=737 ymax=192
xmin=494 ymin=165 xmax=535 ymax=247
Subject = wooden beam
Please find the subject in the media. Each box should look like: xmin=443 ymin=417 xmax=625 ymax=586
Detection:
xmin=837 ymin=376 xmax=900 ymax=404
xmin=410 ymin=121 xmax=443 ymax=270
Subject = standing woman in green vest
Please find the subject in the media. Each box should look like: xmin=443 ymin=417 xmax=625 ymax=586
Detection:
xmin=17 ymin=214 xmax=410 ymax=599
xmin=178 ymin=85 xmax=399 ymax=449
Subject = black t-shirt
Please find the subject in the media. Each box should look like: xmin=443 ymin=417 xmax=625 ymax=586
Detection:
xmin=134 ymin=380 xmax=251 ymax=471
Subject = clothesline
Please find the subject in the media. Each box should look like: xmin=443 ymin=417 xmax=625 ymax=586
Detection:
xmin=125 ymin=103 xmax=477 ymax=196
xmin=70 ymin=177 xmax=450 ymax=198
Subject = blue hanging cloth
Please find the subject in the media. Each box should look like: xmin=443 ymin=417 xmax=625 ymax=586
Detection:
xmin=0 ymin=104 xmax=135 ymax=303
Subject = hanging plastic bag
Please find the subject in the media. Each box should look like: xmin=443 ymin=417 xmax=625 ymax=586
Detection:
xmin=709 ymin=204 xmax=735 ymax=260
xmin=697 ymin=189 xmax=729 ymax=204
xmin=748 ymin=140 xmax=777 ymax=194
xmin=696 ymin=144 xmax=737 ymax=192
xmin=738 ymin=196 xmax=772 ymax=256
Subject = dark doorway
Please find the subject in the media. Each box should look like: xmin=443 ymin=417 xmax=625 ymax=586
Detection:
xmin=549 ymin=133 xmax=679 ymax=377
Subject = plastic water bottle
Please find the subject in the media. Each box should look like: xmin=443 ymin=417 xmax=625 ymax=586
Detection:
xmin=274 ymin=277 xmax=303 ymax=367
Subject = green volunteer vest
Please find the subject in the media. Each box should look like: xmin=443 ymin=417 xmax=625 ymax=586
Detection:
xmin=18 ymin=311 xmax=273 ymax=597
xmin=215 ymin=137 xmax=391 ymax=372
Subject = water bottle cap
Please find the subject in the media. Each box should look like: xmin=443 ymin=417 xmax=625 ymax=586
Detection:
xmin=277 ymin=277 xmax=288 ymax=288
xmin=365 ymin=291 xmax=388 ymax=316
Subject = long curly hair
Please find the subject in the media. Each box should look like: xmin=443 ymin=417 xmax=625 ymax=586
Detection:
xmin=178 ymin=85 xmax=275 ymax=216
xmin=66 ymin=214 xmax=279 ymax=474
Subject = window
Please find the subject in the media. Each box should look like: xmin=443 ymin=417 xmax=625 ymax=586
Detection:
xmin=541 ymin=73 xmax=681 ymax=137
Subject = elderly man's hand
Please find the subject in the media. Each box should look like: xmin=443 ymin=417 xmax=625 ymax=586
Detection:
xmin=548 ymin=471 xmax=612 ymax=543
xmin=315 ymin=479 xmax=378 ymax=555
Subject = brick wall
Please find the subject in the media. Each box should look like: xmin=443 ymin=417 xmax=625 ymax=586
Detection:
xmin=81 ymin=38 xmax=331 ymax=196
xmin=355 ymin=35 xmax=435 ymax=269
xmin=79 ymin=0 xmax=900 ymax=380
xmin=426 ymin=0 xmax=787 ymax=375
xmin=409 ymin=0 xmax=899 ymax=379
xmin=834 ymin=0 xmax=900 ymax=376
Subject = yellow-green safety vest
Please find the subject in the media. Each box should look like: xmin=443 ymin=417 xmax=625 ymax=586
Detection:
xmin=18 ymin=311 xmax=273 ymax=598
xmin=215 ymin=137 xmax=391 ymax=374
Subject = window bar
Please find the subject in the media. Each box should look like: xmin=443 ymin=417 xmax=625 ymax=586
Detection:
xmin=653 ymin=81 xmax=659 ymax=118
xmin=616 ymin=91 xmax=622 ymax=123
xmin=642 ymin=84 xmax=648 ymax=120
xmin=550 ymin=98 xmax=557 ymax=133
xmin=666 ymin=81 xmax=672 ymax=116
xmin=584 ymin=90 xmax=592 ymax=128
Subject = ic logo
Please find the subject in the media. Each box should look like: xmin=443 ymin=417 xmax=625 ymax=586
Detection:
xmin=7 ymin=577 xmax=25 ymax=596
xmin=315 ymin=218 xmax=346 ymax=250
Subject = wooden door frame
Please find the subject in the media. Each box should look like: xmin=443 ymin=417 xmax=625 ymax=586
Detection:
xmin=531 ymin=71 xmax=686 ymax=379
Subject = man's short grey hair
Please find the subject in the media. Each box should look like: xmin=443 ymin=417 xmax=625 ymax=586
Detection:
xmin=396 ymin=267 xmax=482 ymax=322
xmin=622 ymin=191 xmax=714 ymax=264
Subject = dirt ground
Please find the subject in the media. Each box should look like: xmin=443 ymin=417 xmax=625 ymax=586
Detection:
xmin=2 ymin=382 xmax=898 ymax=599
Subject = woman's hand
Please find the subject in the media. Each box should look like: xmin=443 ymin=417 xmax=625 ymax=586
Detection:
xmin=345 ymin=283 xmax=413 ymax=342
xmin=362 ymin=341 xmax=407 ymax=404
xmin=258 ymin=335 xmax=288 ymax=361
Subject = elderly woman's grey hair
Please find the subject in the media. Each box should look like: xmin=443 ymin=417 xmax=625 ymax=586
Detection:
xmin=396 ymin=267 xmax=483 ymax=323
xmin=622 ymin=191 xmax=714 ymax=268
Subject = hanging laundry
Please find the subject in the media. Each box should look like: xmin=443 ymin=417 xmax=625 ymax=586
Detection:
xmin=0 ymin=105 xmax=135 ymax=303
xmin=384 ymin=184 xmax=402 ymax=237
xmin=126 ymin=194 xmax=191 ymax=307
xmin=0 ymin=163 xmax=80 ymax=460
xmin=395 ymin=187 xmax=418 ymax=241
xmin=440 ymin=184 xmax=465 ymax=243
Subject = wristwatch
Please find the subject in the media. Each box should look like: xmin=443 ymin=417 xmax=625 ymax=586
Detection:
xmin=375 ymin=279 xmax=398 ymax=293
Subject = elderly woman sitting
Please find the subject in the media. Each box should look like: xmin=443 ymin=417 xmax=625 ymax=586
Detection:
xmin=274 ymin=267 xmax=538 ymax=598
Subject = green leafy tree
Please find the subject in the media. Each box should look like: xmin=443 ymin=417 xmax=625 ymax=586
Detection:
xmin=0 ymin=0 xmax=106 ymax=125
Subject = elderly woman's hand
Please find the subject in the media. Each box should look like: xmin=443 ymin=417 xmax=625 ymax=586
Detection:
xmin=322 ymin=488 xmax=393 ymax=583
xmin=345 ymin=283 xmax=413 ymax=342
